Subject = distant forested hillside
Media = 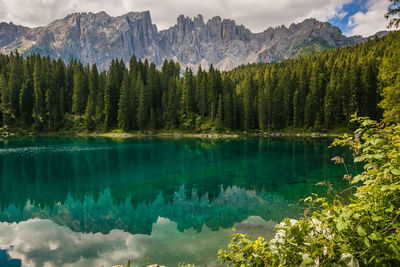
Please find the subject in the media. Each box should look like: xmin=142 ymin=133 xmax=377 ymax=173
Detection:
xmin=0 ymin=31 xmax=399 ymax=133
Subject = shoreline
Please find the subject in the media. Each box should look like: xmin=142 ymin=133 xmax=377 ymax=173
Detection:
xmin=0 ymin=129 xmax=348 ymax=139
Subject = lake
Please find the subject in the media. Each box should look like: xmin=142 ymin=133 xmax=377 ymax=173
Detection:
xmin=0 ymin=137 xmax=351 ymax=266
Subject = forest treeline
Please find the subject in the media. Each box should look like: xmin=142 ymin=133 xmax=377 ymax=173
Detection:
xmin=0 ymin=31 xmax=399 ymax=133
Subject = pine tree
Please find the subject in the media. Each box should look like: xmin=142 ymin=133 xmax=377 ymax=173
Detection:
xmin=293 ymin=66 xmax=308 ymax=128
xmin=304 ymin=61 xmax=325 ymax=128
xmin=19 ymin=78 xmax=34 ymax=125
xmin=136 ymin=73 xmax=148 ymax=130
xmin=33 ymin=56 xmax=46 ymax=126
xmin=264 ymin=66 xmax=277 ymax=131
xmin=95 ymin=72 xmax=106 ymax=129
xmin=146 ymin=64 xmax=158 ymax=129
xmin=54 ymin=59 xmax=66 ymax=118
xmin=129 ymin=72 xmax=138 ymax=130
xmin=65 ymin=60 xmax=76 ymax=113
xmin=104 ymin=60 xmax=122 ymax=129
xmin=8 ymin=52 xmax=24 ymax=118
xmin=166 ymin=77 xmax=179 ymax=129
xmin=258 ymin=87 xmax=267 ymax=130
xmin=86 ymin=64 xmax=99 ymax=131
xmin=243 ymin=73 xmax=256 ymax=130
xmin=45 ymin=62 xmax=58 ymax=129
xmin=349 ymin=57 xmax=362 ymax=117
xmin=363 ymin=59 xmax=379 ymax=119
xmin=198 ymin=73 xmax=208 ymax=117
xmin=223 ymin=78 xmax=234 ymax=129
xmin=208 ymin=66 xmax=222 ymax=122
xmin=0 ymin=73 xmax=9 ymax=127
xmin=72 ymin=63 xmax=88 ymax=115
xmin=215 ymin=94 xmax=224 ymax=130
xmin=118 ymin=71 xmax=131 ymax=131
xmin=281 ymin=68 xmax=294 ymax=127
xmin=181 ymin=68 xmax=195 ymax=128
xmin=271 ymin=70 xmax=285 ymax=129
xmin=324 ymin=66 xmax=338 ymax=129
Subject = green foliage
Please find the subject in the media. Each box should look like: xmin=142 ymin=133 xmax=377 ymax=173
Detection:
xmin=72 ymin=62 xmax=88 ymax=115
xmin=117 ymin=71 xmax=132 ymax=131
xmin=0 ymin=31 xmax=399 ymax=133
xmin=218 ymin=229 xmax=274 ymax=266
xmin=379 ymin=37 xmax=400 ymax=124
xmin=219 ymin=116 xmax=400 ymax=266
xmin=291 ymin=38 xmax=332 ymax=59
xmin=86 ymin=64 xmax=99 ymax=131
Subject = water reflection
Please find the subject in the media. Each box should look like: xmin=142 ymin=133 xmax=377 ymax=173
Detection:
xmin=0 ymin=137 xmax=351 ymax=266
xmin=0 ymin=186 xmax=297 ymax=235
xmin=0 ymin=137 xmax=348 ymax=208
xmin=0 ymin=216 xmax=277 ymax=267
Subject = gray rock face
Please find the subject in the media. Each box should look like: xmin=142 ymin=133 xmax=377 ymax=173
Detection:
xmin=0 ymin=11 xmax=383 ymax=70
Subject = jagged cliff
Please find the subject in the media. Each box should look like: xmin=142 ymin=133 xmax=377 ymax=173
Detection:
xmin=0 ymin=11 xmax=378 ymax=70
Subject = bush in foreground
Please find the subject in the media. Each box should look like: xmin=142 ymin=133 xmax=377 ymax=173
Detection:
xmin=219 ymin=117 xmax=400 ymax=266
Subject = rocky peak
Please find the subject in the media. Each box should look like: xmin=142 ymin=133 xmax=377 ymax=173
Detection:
xmin=0 ymin=11 xmax=382 ymax=71
xmin=193 ymin=15 xmax=205 ymax=28
xmin=0 ymin=22 xmax=28 ymax=48
xmin=176 ymin=15 xmax=194 ymax=33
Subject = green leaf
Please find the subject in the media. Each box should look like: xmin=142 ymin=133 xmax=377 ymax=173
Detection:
xmin=354 ymin=156 xmax=365 ymax=162
xmin=357 ymin=226 xmax=367 ymax=237
xmin=368 ymin=232 xmax=382 ymax=241
xmin=385 ymin=205 xmax=394 ymax=212
xmin=373 ymin=154 xmax=384 ymax=159
xmin=364 ymin=237 xmax=371 ymax=248
xmin=371 ymin=216 xmax=384 ymax=222
xmin=391 ymin=168 xmax=400 ymax=176
xmin=337 ymin=220 xmax=348 ymax=231
xmin=381 ymin=185 xmax=400 ymax=191
xmin=302 ymin=254 xmax=314 ymax=265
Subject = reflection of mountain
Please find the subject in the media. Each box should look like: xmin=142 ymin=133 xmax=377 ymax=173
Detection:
xmin=0 ymin=137 xmax=349 ymax=209
xmin=0 ymin=186 xmax=296 ymax=235
xmin=0 ymin=137 xmax=354 ymax=266
xmin=0 ymin=137 xmax=352 ymax=234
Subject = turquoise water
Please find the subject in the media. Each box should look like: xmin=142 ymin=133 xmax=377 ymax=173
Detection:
xmin=0 ymin=137 xmax=351 ymax=266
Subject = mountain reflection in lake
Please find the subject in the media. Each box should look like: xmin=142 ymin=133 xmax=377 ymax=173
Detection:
xmin=0 ymin=137 xmax=351 ymax=266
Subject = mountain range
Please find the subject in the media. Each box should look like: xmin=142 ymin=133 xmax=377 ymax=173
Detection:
xmin=0 ymin=11 xmax=388 ymax=71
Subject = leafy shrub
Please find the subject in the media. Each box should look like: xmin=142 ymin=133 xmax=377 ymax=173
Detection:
xmin=219 ymin=116 xmax=400 ymax=266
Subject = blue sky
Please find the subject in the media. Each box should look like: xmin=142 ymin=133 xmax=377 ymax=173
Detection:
xmin=0 ymin=0 xmax=392 ymax=36
xmin=327 ymin=0 xmax=387 ymax=36
xmin=329 ymin=0 xmax=369 ymax=34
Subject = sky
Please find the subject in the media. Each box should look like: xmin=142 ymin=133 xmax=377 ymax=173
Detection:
xmin=0 ymin=0 xmax=393 ymax=37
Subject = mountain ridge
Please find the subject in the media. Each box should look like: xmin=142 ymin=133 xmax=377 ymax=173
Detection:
xmin=0 ymin=11 xmax=385 ymax=70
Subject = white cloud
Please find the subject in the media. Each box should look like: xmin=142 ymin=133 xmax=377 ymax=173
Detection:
xmin=1 ymin=0 xmax=353 ymax=32
xmin=0 ymin=0 xmax=8 ymax=19
xmin=0 ymin=217 xmax=275 ymax=266
xmin=348 ymin=0 xmax=391 ymax=36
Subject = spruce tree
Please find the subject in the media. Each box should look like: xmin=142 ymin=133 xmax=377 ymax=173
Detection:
xmin=0 ymin=73 xmax=9 ymax=127
xmin=243 ymin=73 xmax=256 ymax=130
xmin=45 ymin=64 xmax=58 ymax=129
xmin=8 ymin=52 xmax=24 ymax=118
xmin=215 ymin=94 xmax=224 ymax=130
xmin=72 ymin=63 xmax=88 ymax=115
xmin=86 ymin=64 xmax=99 ymax=131
xmin=104 ymin=60 xmax=122 ymax=129
xmin=166 ymin=77 xmax=179 ymax=129
xmin=19 ymin=78 xmax=34 ymax=125
xmin=117 ymin=71 xmax=131 ymax=131
xmin=33 ymin=56 xmax=46 ymax=126
xmin=136 ymin=73 xmax=148 ymax=130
